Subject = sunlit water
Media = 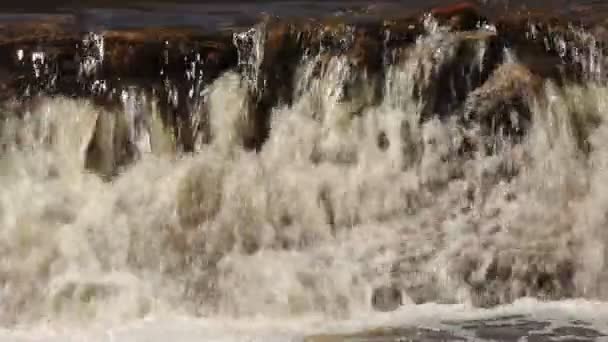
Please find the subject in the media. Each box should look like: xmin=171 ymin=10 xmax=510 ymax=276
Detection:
xmin=2 ymin=4 xmax=608 ymax=341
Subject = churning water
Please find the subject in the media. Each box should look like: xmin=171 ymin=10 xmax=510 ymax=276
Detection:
xmin=2 ymin=1 xmax=608 ymax=340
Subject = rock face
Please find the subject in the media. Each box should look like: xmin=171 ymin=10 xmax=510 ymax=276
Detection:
xmin=0 ymin=4 xmax=606 ymax=174
xmin=371 ymin=285 xmax=403 ymax=312
xmin=0 ymin=7 xmax=602 ymax=101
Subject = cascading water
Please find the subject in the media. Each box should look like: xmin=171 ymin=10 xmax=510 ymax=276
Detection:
xmin=2 ymin=2 xmax=608 ymax=341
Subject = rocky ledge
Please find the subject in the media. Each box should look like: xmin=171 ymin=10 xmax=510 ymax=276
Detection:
xmin=0 ymin=2 xmax=606 ymax=155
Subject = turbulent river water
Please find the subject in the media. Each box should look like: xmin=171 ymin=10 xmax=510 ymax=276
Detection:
xmin=2 ymin=1 xmax=608 ymax=341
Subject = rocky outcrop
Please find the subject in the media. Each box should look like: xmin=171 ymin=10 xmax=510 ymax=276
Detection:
xmin=371 ymin=285 xmax=403 ymax=312
xmin=0 ymin=3 xmax=606 ymax=158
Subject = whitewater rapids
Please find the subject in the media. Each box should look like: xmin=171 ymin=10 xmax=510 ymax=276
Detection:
xmin=1 ymin=10 xmax=608 ymax=341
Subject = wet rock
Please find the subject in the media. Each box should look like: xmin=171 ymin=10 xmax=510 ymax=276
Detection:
xmin=0 ymin=25 xmax=239 ymax=153
xmin=240 ymin=20 xmax=303 ymax=150
xmin=84 ymin=105 xmax=138 ymax=178
xmin=552 ymin=326 xmax=606 ymax=338
xmin=0 ymin=15 xmax=76 ymax=44
xmin=307 ymin=319 xmax=604 ymax=342
xmin=306 ymin=326 xmax=466 ymax=342
xmin=0 ymin=8 xmax=605 ymax=157
xmin=461 ymin=63 xmax=541 ymax=142
xmin=496 ymin=15 xmax=606 ymax=84
xmin=235 ymin=18 xmax=389 ymax=150
xmin=450 ymin=32 xmax=504 ymax=114
xmin=371 ymin=285 xmax=402 ymax=312
xmin=474 ymin=321 xmax=553 ymax=342
xmin=382 ymin=17 xmax=424 ymax=53
xmin=101 ymin=28 xmax=235 ymax=83
xmin=377 ymin=131 xmax=390 ymax=151
xmin=91 ymin=29 xmax=237 ymax=154
xmin=430 ymin=2 xmax=487 ymax=31
xmin=570 ymin=320 xmax=592 ymax=326
xmin=411 ymin=30 xmax=505 ymax=121
xmin=442 ymin=314 xmax=528 ymax=326
xmin=461 ymin=251 xmax=576 ymax=308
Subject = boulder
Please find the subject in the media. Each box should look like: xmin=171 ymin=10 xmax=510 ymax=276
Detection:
xmin=371 ymin=285 xmax=402 ymax=312
xmin=430 ymin=2 xmax=487 ymax=31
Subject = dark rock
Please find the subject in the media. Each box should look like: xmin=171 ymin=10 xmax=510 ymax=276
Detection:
xmin=570 ymin=320 xmax=592 ymax=326
xmin=377 ymin=131 xmax=390 ymax=151
xmin=0 ymin=25 xmax=238 ymax=154
xmin=461 ymin=250 xmax=576 ymax=308
xmin=430 ymin=2 xmax=487 ymax=31
xmin=552 ymin=326 xmax=606 ymax=338
xmin=0 ymin=16 xmax=76 ymax=44
xmin=371 ymin=285 xmax=402 ymax=312
xmin=460 ymin=63 xmax=541 ymax=144
xmin=474 ymin=320 xmax=552 ymax=342
xmin=241 ymin=19 xmax=304 ymax=150
xmin=382 ymin=17 xmax=424 ymax=54
xmin=306 ymin=320 xmax=605 ymax=342
xmin=443 ymin=314 xmax=527 ymax=326
xmin=420 ymin=31 xmax=505 ymax=122
xmin=0 ymin=7 xmax=606 ymax=162
xmin=306 ymin=327 xmax=466 ymax=342
xmin=496 ymin=15 xmax=607 ymax=84
xmin=525 ymin=333 xmax=562 ymax=342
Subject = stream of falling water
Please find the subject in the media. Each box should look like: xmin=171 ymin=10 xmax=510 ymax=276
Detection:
xmin=2 ymin=12 xmax=608 ymax=341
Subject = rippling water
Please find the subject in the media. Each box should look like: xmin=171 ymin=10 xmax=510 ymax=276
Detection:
xmin=2 ymin=1 xmax=608 ymax=341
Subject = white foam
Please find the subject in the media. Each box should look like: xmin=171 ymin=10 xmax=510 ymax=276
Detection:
xmin=1 ymin=299 xmax=608 ymax=341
